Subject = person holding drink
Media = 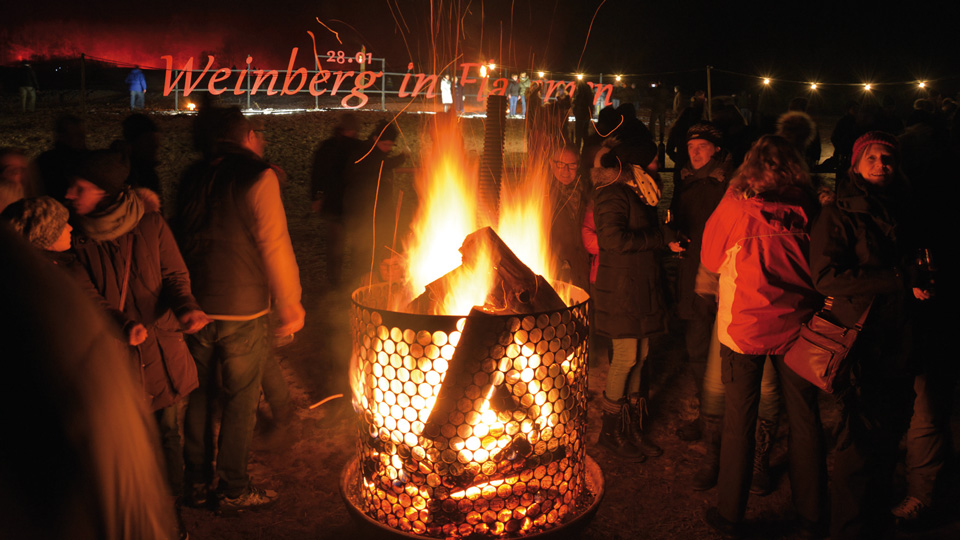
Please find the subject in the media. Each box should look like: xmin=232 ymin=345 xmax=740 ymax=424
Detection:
xmin=809 ymin=131 xmax=931 ymax=539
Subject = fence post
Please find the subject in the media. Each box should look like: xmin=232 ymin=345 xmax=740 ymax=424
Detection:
xmin=313 ymin=52 xmax=320 ymax=110
xmin=381 ymin=58 xmax=387 ymax=111
xmin=246 ymin=56 xmax=252 ymax=110
xmin=706 ymin=65 xmax=713 ymax=121
xmin=80 ymin=53 xmax=86 ymax=113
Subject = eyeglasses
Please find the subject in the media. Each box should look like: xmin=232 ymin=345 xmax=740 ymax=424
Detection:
xmin=552 ymin=160 xmax=578 ymax=172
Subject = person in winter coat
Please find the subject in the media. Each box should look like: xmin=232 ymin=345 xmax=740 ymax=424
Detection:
xmin=126 ymin=66 xmax=147 ymax=110
xmin=18 ymin=61 xmax=38 ymax=113
xmin=310 ymin=112 xmax=364 ymax=287
xmin=343 ymin=120 xmax=408 ymax=287
xmin=0 ymin=226 xmax=178 ymax=540
xmin=454 ymin=76 xmax=465 ymax=115
xmin=66 ymin=150 xmax=211 ymax=503
xmin=507 ymin=74 xmax=522 ymax=117
xmin=669 ymin=122 xmax=733 ymax=432
xmin=701 ymin=135 xmax=826 ymax=538
xmin=33 ymin=114 xmax=88 ymax=203
xmin=440 ymin=75 xmax=454 ymax=112
xmin=176 ymin=108 xmax=304 ymax=511
xmin=573 ymin=81 xmax=595 ymax=150
xmin=548 ymin=145 xmax=590 ymax=290
xmin=669 ymin=123 xmax=783 ymax=496
xmin=809 ymin=131 xmax=929 ymax=540
xmin=592 ymin=132 xmax=676 ymax=462
xmin=118 ymin=113 xmax=164 ymax=202
xmin=518 ymin=73 xmax=532 ymax=117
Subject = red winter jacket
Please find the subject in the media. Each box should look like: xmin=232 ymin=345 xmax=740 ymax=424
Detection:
xmin=701 ymin=186 xmax=820 ymax=354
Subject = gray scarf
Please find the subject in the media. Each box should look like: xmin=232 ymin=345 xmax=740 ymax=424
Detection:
xmin=76 ymin=188 xmax=145 ymax=242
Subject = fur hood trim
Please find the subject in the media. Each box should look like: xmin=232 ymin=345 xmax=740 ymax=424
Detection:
xmin=590 ymin=166 xmax=626 ymax=189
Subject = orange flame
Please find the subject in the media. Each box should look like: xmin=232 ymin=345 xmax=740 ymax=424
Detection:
xmin=402 ymin=115 xmax=494 ymax=314
xmin=399 ymin=115 xmax=563 ymax=314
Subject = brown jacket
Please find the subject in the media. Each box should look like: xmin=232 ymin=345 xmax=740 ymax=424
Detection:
xmin=73 ymin=196 xmax=200 ymax=411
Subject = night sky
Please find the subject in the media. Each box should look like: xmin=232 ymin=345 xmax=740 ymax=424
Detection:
xmin=3 ymin=0 xmax=958 ymax=89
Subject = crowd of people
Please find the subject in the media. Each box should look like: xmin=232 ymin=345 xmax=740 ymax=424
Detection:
xmin=540 ymin=90 xmax=958 ymax=539
xmin=1 ymin=107 xmax=305 ymax=539
xmin=0 ymin=87 xmax=957 ymax=540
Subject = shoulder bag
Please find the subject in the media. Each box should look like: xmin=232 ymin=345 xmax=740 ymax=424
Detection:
xmin=784 ymin=297 xmax=872 ymax=393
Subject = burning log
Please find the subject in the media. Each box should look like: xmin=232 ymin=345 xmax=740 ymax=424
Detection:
xmin=422 ymin=307 xmax=506 ymax=442
xmin=461 ymin=227 xmax=566 ymax=314
xmin=406 ymin=227 xmax=566 ymax=316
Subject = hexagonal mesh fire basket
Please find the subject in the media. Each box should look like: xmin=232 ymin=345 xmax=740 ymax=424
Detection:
xmin=341 ymin=279 xmax=602 ymax=538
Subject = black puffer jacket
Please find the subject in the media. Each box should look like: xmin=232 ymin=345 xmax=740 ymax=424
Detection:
xmin=592 ymin=167 xmax=667 ymax=339
xmin=809 ymin=175 xmax=916 ymax=374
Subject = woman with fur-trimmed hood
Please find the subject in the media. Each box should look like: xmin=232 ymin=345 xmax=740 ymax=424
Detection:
xmin=592 ymin=132 xmax=678 ymax=462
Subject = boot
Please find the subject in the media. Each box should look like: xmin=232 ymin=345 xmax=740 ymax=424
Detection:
xmin=692 ymin=414 xmax=722 ymax=491
xmin=597 ymin=394 xmax=646 ymax=462
xmin=627 ymin=393 xmax=663 ymax=457
xmin=750 ymin=418 xmax=776 ymax=496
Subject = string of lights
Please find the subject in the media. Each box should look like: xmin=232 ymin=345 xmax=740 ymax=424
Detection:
xmin=710 ymin=68 xmax=947 ymax=91
xmin=67 ymin=53 xmax=957 ymax=93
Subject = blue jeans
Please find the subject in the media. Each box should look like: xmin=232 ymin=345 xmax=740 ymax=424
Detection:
xmin=508 ymin=95 xmax=519 ymax=116
xmin=183 ymin=317 xmax=268 ymax=496
xmin=131 ymin=91 xmax=145 ymax=109
xmin=520 ymin=95 xmax=527 ymax=117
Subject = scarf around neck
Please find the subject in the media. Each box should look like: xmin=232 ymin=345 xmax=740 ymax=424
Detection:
xmin=77 ymin=189 xmax=144 ymax=242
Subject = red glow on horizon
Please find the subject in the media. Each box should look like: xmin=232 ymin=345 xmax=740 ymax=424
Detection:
xmin=2 ymin=20 xmax=300 ymax=69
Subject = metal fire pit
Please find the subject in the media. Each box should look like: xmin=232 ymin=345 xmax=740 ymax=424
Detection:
xmin=343 ymin=282 xmax=600 ymax=538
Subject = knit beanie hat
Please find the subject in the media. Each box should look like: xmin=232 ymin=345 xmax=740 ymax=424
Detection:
xmin=851 ymin=131 xmax=899 ymax=166
xmin=0 ymin=196 xmax=69 ymax=249
xmin=78 ymin=150 xmax=129 ymax=198
xmin=686 ymin=121 xmax=723 ymax=146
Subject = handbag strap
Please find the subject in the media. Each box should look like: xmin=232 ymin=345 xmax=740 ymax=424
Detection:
xmin=823 ymin=296 xmax=874 ymax=331
xmin=118 ymin=235 xmax=134 ymax=312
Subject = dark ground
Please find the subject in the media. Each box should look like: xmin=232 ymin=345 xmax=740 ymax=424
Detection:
xmin=1 ymin=95 xmax=958 ymax=540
